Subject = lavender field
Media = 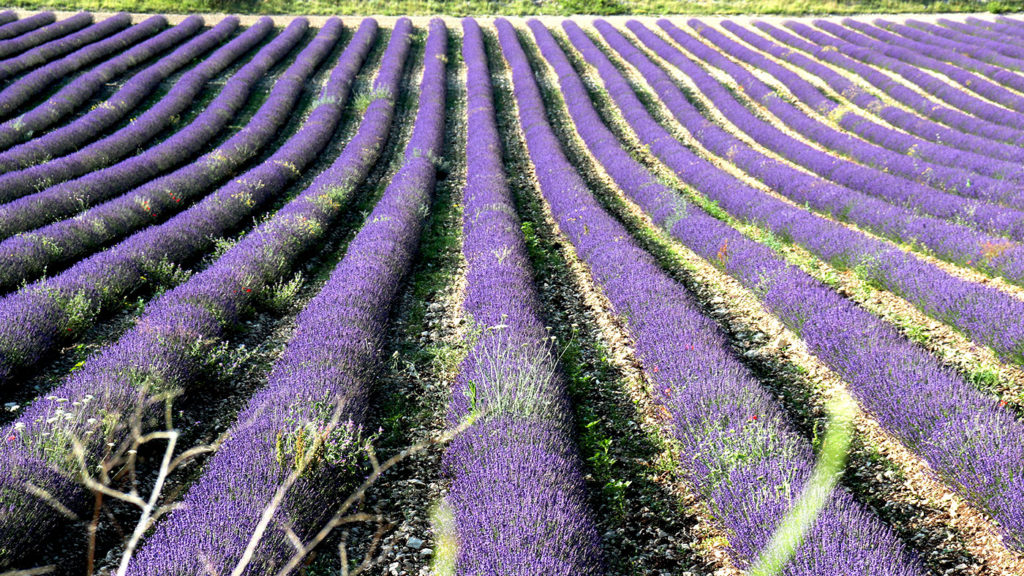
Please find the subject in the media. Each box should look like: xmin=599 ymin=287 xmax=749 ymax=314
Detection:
xmin=1 ymin=10 xmax=1024 ymax=576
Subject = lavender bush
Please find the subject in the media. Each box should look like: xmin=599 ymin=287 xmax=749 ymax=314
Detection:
xmin=441 ymin=18 xmax=603 ymax=575
xmin=0 ymin=12 xmax=54 ymax=43
xmin=0 ymin=14 xmax=197 ymax=125
xmin=692 ymin=21 xmax=1024 ymax=190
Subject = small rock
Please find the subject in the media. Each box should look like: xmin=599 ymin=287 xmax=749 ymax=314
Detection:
xmin=407 ymin=536 xmax=424 ymax=550
xmin=419 ymin=548 xmax=433 ymax=557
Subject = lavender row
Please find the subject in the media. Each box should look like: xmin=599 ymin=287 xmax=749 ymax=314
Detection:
xmin=0 ymin=17 xmax=408 ymax=567
xmin=0 ymin=19 xmax=342 ymax=291
xmin=0 ymin=11 xmax=89 ymax=61
xmin=648 ymin=22 xmax=1024 ymax=242
xmin=0 ymin=18 xmax=307 ymax=245
xmin=0 ymin=14 xmax=194 ymax=125
xmin=442 ymin=19 xmax=603 ymax=575
xmin=782 ymin=20 xmax=1024 ymax=134
xmin=695 ymin=21 xmax=1024 ymax=191
xmin=0 ymin=19 xmax=376 ymax=387
xmin=127 ymin=19 xmax=444 ymax=575
xmin=0 ymin=17 xmax=236 ymax=155
xmin=836 ymin=19 xmax=1024 ymax=107
xmin=891 ymin=19 xmax=1024 ymax=71
xmin=617 ymin=22 xmax=1024 ymax=286
xmin=0 ymin=12 xmax=53 ymax=43
xmin=587 ymin=17 xmax=1024 ymax=552
xmin=0 ymin=14 xmax=166 ymax=123
xmin=721 ymin=21 xmax=1024 ymax=166
xmin=509 ymin=18 xmax=920 ymax=574
xmin=0 ymin=17 xmax=272 ymax=197
xmin=0 ymin=13 xmax=129 ymax=83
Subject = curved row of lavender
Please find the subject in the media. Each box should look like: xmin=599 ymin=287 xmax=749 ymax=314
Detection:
xmin=0 ymin=12 xmax=53 ymax=44
xmin=0 ymin=17 xmax=272 ymax=197
xmin=0 ymin=18 xmax=307 ymax=242
xmin=0 ymin=13 xmax=193 ymax=120
xmin=752 ymin=21 xmax=1024 ymax=150
xmin=577 ymin=18 xmax=1024 ymax=551
xmin=126 ymin=18 xmax=444 ymax=576
xmin=441 ymin=19 xmax=603 ymax=575
xmin=643 ymin=23 xmax=1024 ymax=244
xmin=0 ymin=11 xmax=89 ymax=61
xmin=719 ymin=21 xmax=1024 ymax=166
xmin=0 ymin=19 xmax=376 ymax=388
xmin=0 ymin=17 xmax=237 ymax=154
xmin=835 ymin=19 xmax=1024 ymax=106
xmin=0 ymin=13 xmax=130 ymax=82
xmin=779 ymin=21 xmax=1024 ymax=134
xmin=0 ymin=14 xmax=170 ymax=119
xmin=690 ymin=21 xmax=1024 ymax=198
xmin=506 ymin=18 xmax=920 ymax=574
xmin=0 ymin=18 xmax=343 ymax=291
xmin=0 ymin=17 xmax=410 ymax=569
xmin=587 ymin=20 xmax=1024 ymax=364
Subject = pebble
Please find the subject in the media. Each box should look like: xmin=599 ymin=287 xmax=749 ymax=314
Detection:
xmin=419 ymin=548 xmax=433 ymax=557
xmin=407 ymin=536 xmax=424 ymax=550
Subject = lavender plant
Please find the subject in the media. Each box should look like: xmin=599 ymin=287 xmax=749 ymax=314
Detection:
xmin=0 ymin=14 xmax=196 ymax=127
xmin=440 ymin=18 xmax=603 ymax=575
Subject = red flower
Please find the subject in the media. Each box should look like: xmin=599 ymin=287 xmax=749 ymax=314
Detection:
xmin=999 ymin=400 xmax=1008 ymax=408
xmin=244 ymin=288 xmax=252 ymax=293
xmin=6 ymin=435 xmax=14 ymax=442
xmin=749 ymin=415 xmax=758 ymax=422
